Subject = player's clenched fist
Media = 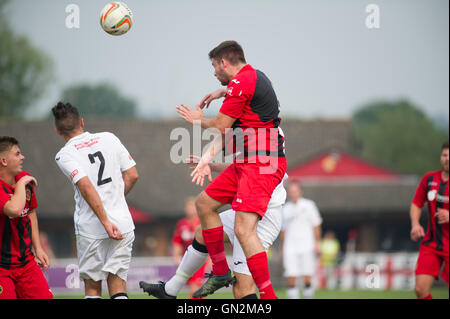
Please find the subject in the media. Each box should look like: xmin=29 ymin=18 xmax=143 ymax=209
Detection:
xmin=435 ymin=209 xmax=449 ymax=224
xmin=103 ymin=220 xmax=124 ymax=240
xmin=410 ymin=224 xmax=425 ymax=241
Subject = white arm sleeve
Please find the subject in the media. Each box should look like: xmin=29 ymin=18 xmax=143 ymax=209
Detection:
xmin=309 ymin=202 xmax=323 ymax=227
xmin=110 ymin=134 xmax=136 ymax=172
xmin=55 ymin=152 xmax=87 ymax=185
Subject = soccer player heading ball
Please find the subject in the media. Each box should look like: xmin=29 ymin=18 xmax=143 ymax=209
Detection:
xmin=175 ymin=40 xmax=286 ymax=299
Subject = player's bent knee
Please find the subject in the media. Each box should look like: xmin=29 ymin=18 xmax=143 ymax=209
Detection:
xmin=234 ymin=222 xmax=256 ymax=241
xmin=414 ymin=284 xmax=429 ymax=298
xmin=195 ymin=192 xmax=211 ymax=216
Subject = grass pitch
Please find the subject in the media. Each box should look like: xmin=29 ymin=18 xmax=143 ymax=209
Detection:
xmin=54 ymin=287 xmax=449 ymax=299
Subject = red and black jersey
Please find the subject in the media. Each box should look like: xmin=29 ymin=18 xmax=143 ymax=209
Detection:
xmin=0 ymin=171 xmax=37 ymax=269
xmin=220 ymin=64 xmax=285 ymax=162
xmin=172 ymin=217 xmax=201 ymax=252
xmin=412 ymin=170 xmax=449 ymax=255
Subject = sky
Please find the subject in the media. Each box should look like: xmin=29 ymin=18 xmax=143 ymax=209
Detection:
xmin=5 ymin=0 xmax=449 ymax=122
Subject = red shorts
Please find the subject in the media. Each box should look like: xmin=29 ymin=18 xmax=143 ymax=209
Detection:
xmin=415 ymin=244 xmax=449 ymax=284
xmin=0 ymin=260 xmax=53 ymax=299
xmin=205 ymin=157 xmax=287 ymax=218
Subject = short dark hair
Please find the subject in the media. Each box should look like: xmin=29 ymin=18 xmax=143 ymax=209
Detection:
xmin=208 ymin=40 xmax=246 ymax=65
xmin=0 ymin=136 xmax=19 ymax=155
xmin=443 ymin=141 xmax=449 ymax=150
xmin=51 ymin=102 xmax=81 ymax=135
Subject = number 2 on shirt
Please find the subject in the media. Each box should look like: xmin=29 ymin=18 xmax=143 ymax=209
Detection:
xmin=88 ymin=151 xmax=112 ymax=186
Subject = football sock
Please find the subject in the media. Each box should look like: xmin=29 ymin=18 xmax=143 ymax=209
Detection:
xmin=165 ymin=242 xmax=209 ymax=296
xmin=111 ymin=292 xmax=128 ymax=299
xmin=246 ymin=251 xmax=277 ymax=299
xmin=302 ymin=284 xmax=315 ymax=299
xmin=202 ymin=226 xmax=229 ymax=276
xmin=287 ymin=287 xmax=299 ymax=299
xmin=419 ymin=293 xmax=433 ymax=299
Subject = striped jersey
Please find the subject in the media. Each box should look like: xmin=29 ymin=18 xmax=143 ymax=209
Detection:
xmin=0 ymin=171 xmax=36 ymax=269
xmin=412 ymin=170 xmax=449 ymax=255
xmin=220 ymin=64 xmax=285 ymax=162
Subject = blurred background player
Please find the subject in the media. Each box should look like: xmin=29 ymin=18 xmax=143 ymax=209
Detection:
xmin=140 ymin=156 xmax=287 ymax=299
xmin=320 ymin=231 xmax=340 ymax=289
xmin=52 ymin=102 xmax=139 ymax=299
xmin=172 ymin=197 xmax=208 ymax=298
xmin=281 ymin=181 xmax=322 ymax=299
xmin=0 ymin=136 xmax=53 ymax=299
xmin=410 ymin=141 xmax=449 ymax=299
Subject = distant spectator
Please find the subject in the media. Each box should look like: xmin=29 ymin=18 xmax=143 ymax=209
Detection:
xmin=320 ymin=231 xmax=340 ymax=289
xmin=281 ymin=181 xmax=322 ymax=299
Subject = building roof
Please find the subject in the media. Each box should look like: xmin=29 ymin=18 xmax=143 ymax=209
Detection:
xmin=1 ymin=118 xmax=353 ymax=218
xmin=287 ymin=151 xmax=400 ymax=182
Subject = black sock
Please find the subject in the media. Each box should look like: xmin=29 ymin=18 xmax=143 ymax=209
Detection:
xmin=241 ymin=293 xmax=258 ymax=299
xmin=192 ymin=237 xmax=208 ymax=253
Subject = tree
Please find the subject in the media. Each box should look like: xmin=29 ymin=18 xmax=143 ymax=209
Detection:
xmin=0 ymin=0 xmax=54 ymax=118
xmin=351 ymin=99 xmax=448 ymax=175
xmin=60 ymin=82 xmax=137 ymax=118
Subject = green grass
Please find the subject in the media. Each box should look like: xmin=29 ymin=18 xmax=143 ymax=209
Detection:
xmin=54 ymin=287 xmax=449 ymax=299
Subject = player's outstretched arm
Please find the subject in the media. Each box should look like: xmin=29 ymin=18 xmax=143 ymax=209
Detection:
xmin=76 ymin=177 xmax=124 ymax=240
xmin=198 ymin=89 xmax=227 ymax=109
xmin=122 ymin=166 xmax=139 ymax=196
xmin=186 ymin=155 xmax=230 ymax=173
xmin=190 ymin=133 xmax=226 ymax=187
xmin=410 ymin=203 xmax=425 ymax=241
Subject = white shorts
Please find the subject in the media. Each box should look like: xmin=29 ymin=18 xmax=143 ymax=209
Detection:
xmin=76 ymin=231 xmax=135 ymax=282
xmin=283 ymin=250 xmax=316 ymax=277
xmin=221 ymin=206 xmax=282 ymax=276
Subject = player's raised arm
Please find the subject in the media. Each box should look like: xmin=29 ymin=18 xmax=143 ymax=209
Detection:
xmin=76 ymin=176 xmax=124 ymax=240
xmin=3 ymin=175 xmax=37 ymax=218
xmin=190 ymin=132 xmax=226 ymax=187
xmin=198 ymin=89 xmax=227 ymax=109
xmin=186 ymin=155 xmax=230 ymax=173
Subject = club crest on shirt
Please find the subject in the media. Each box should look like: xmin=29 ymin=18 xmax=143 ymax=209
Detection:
xmin=427 ymin=190 xmax=437 ymax=201
xmin=26 ymin=187 xmax=32 ymax=202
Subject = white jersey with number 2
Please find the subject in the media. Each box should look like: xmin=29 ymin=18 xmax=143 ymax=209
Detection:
xmin=55 ymin=131 xmax=136 ymax=239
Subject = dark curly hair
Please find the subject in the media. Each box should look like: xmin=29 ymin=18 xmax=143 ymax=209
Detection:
xmin=51 ymin=102 xmax=81 ymax=135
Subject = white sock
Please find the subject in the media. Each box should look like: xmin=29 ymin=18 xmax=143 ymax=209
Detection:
xmin=303 ymin=285 xmax=315 ymax=299
xmin=164 ymin=245 xmax=208 ymax=296
xmin=287 ymin=287 xmax=300 ymax=299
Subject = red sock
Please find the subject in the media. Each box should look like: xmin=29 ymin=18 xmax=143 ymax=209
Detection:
xmin=246 ymin=251 xmax=277 ymax=299
xmin=419 ymin=293 xmax=433 ymax=299
xmin=202 ymin=226 xmax=229 ymax=276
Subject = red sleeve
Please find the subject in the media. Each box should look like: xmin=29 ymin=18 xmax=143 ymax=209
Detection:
xmin=219 ymin=78 xmax=252 ymax=119
xmin=412 ymin=174 xmax=428 ymax=208
xmin=172 ymin=220 xmax=183 ymax=245
xmin=0 ymin=189 xmax=11 ymax=214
